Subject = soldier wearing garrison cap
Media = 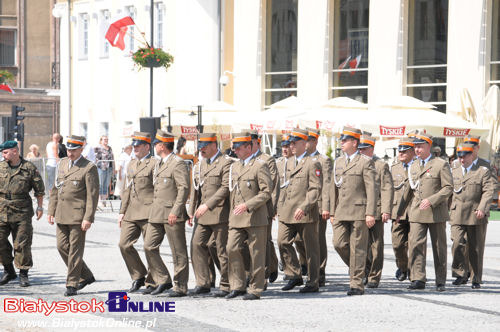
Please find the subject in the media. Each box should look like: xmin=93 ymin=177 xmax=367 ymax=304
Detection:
xmin=450 ymin=143 xmax=495 ymax=289
xmin=396 ymin=132 xmax=452 ymax=292
xmin=390 ymin=137 xmax=417 ymax=282
xmin=224 ymin=132 xmax=272 ymax=300
xmin=358 ymin=133 xmax=394 ymax=288
xmin=117 ymin=132 xmax=155 ymax=293
xmin=143 ymin=130 xmax=190 ymax=297
xmin=0 ymin=140 xmax=45 ymax=287
xmin=329 ymin=126 xmax=377 ymax=296
xmin=48 ymin=135 xmax=99 ymax=296
xmin=188 ymin=133 xmax=233 ymax=297
xmin=277 ymin=128 xmax=322 ymax=293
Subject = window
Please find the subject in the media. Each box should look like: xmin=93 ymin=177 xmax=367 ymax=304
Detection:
xmin=155 ymin=3 xmax=164 ymax=48
xmin=407 ymin=0 xmax=448 ymax=113
xmin=264 ymin=0 xmax=298 ymax=108
xmin=99 ymin=122 xmax=109 ymax=136
xmin=126 ymin=6 xmax=136 ymax=52
xmin=100 ymin=10 xmax=110 ymax=58
xmin=79 ymin=122 xmax=88 ymax=138
xmin=0 ymin=29 xmax=16 ymax=66
xmin=491 ymin=0 xmax=500 ymax=87
xmin=79 ymin=13 xmax=90 ymax=59
xmin=331 ymin=0 xmax=369 ymax=103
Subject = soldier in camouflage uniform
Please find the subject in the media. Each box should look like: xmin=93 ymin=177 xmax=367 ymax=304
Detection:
xmin=0 ymin=141 xmax=45 ymax=287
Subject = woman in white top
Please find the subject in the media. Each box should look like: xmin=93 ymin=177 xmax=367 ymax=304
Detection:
xmin=114 ymin=145 xmax=133 ymax=198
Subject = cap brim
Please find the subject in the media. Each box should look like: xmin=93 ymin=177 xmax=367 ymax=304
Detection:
xmin=340 ymin=134 xmax=357 ymax=140
xmin=457 ymin=151 xmax=472 ymax=157
xmin=412 ymin=139 xmax=428 ymax=145
xmin=289 ymin=136 xmax=304 ymax=142
xmin=198 ymin=141 xmax=210 ymax=149
xmin=232 ymin=141 xmax=247 ymax=148
xmin=132 ymin=140 xmax=149 ymax=146
xmin=66 ymin=143 xmax=83 ymax=150
xmin=358 ymin=143 xmax=373 ymax=149
xmin=281 ymin=140 xmax=290 ymax=146
xmin=398 ymin=145 xmax=413 ymax=152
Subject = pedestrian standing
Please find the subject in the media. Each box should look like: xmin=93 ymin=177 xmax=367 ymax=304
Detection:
xmin=115 ymin=144 xmax=133 ymax=198
xmin=94 ymin=135 xmax=115 ymax=203
xmin=45 ymin=133 xmax=61 ymax=192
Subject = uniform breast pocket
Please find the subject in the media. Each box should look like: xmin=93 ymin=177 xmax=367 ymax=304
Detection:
xmin=207 ymin=176 xmax=221 ymax=186
xmin=347 ymin=171 xmax=363 ymax=185
xmin=67 ymin=176 xmax=85 ymax=192
xmin=241 ymin=178 xmax=257 ymax=192
xmin=0 ymin=173 xmax=8 ymax=187
xmin=467 ymin=181 xmax=482 ymax=193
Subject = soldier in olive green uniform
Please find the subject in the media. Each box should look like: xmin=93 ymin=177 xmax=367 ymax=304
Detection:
xmin=450 ymin=144 xmax=495 ymax=289
xmin=118 ymin=132 xmax=155 ymax=293
xmin=188 ymin=133 xmax=233 ymax=297
xmin=358 ymin=134 xmax=394 ymax=288
xmin=0 ymin=141 xmax=45 ymax=287
xmin=48 ymin=135 xmax=99 ymax=296
xmin=225 ymin=132 xmax=272 ymax=300
xmin=390 ymin=138 xmax=417 ymax=282
xmin=144 ymin=130 xmax=190 ymax=297
xmin=276 ymin=135 xmax=292 ymax=273
xmin=278 ymin=129 xmax=322 ymax=293
xmin=396 ymin=133 xmax=452 ymax=292
xmin=329 ymin=127 xmax=377 ymax=296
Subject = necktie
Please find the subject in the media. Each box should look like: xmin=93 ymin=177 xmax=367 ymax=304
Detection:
xmin=404 ymin=164 xmax=408 ymax=171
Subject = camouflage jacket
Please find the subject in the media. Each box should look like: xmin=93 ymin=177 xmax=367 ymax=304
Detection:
xmin=0 ymin=159 xmax=45 ymax=222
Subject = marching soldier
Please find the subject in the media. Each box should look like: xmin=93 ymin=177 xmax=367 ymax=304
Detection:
xmin=276 ymin=134 xmax=291 ymax=272
xmin=396 ymin=133 xmax=452 ymax=292
xmin=390 ymin=138 xmax=417 ymax=282
xmin=118 ymin=132 xmax=155 ymax=293
xmin=225 ymin=132 xmax=272 ymax=300
xmin=358 ymin=133 xmax=394 ymax=288
xmin=450 ymin=144 xmax=495 ymax=289
xmin=329 ymin=127 xmax=376 ymax=296
xmin=0 ymin=141 xmax=45 ymax=287
xmin=188 ymin=133 xmax=233 ymax=297
xmin=278 ymin=128 xmax=322 ymax=293
xmin=144 ymin=130 xmax=190 ymax=297
xmin=47 ymin=135 xmax=99 ymax=296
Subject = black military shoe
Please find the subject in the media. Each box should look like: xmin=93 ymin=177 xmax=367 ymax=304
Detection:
xmin=471 ymin=282 xmax=481 ymax=289
xmin=242 ymin=293 xmax=260 ymax=300
xmin=0 ymin=264 xmax=17 ymax=285
xmin=366 ymin=282 xmax=379 ymax=288
xmin=224 ymin=290 xmax=246 ymax=299
xmin=169 ymin=290 xmax=187 ymax=297
xmin=269 ymin=271 xmax=278 ymax=283
xmin=299 ymin=285 xmax=319 ymax=293
xmin=397 ymin=271 xmax=408 ymax=282
xmin=436 ymin=284 xmax=446 ymax=292
xmin=150 ymin=282 xmax=173 ymax=295
xmin=142 ymin=285 xmax=155 ymax=295
xmin=19 ymin=270 xmax=30 ymax=287
xmin=301 ymin=265 xmax=308 ymax=276
xmin=395 ymin=268 xmax=402 ymax=279
xmin=129 ymin=277 xmax=145 ymax=292
xmin=190 ymin=286 xmax=211 ymax=295
xmin=210 ymin=290 xmax=229 ymax=298
xmin=77 ymin=276 xmax=96 ymax=290
xmin=281 ymin=278 xmax=303 ymax=291
xmin=347 ymin=288 xmax=364 ymax=296
xmin=452 ymin=276 xmax=468 ymax=286
xmin=64 ymin=287 xmax=77 ymax=296
xmin=408 ymin=280 xmax=426 ymax=290
xmin=278 ymin=261 xmax=284 ymax=272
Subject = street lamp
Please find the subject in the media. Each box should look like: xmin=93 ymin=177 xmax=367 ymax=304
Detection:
xmin=188 ymin=105 xmax=203 ymax=133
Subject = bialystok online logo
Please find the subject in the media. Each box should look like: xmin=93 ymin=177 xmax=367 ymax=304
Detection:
xmin=3 ymin=292 xmax=175 ymax=316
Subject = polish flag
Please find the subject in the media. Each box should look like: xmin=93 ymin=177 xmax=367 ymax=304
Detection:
xmin=0 ymin=84 xmax=14 ymax=93
xmin=338 ymin=56 xmax=351 ymax=70
xmin=105 ymin=15 xmax=135 ymax=50
xmin=349 ymin=54 xmax=362 ymax=75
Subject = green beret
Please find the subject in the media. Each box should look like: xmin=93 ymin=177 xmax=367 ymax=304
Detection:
xmin=1 ymin=140 xmax=18 ymax=150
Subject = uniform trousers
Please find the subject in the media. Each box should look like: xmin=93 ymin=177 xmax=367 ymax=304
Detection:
xmin=451 ymin=223 xmax=487 ymax=283
xmin=391 ymin=220 xmax=410 ymax=272
xmin=265 ymin=219 xmax=279 ymax=278
xmin=0 ymin=220 xmax=33 ymax=270
xmin=295 ymin=214 xmax=327 ymax=281
xmin=227 ymin=225 xmax=267 ymax=297
xmin=191 ymin=223 xmax=229 ymax=291
xmin=118 ymin=219 xmax=153 ymax=285
xmin=332 ymin=219 xmax=369 ymax=290
xmin=56 ymin=224 xmax=94 ymax=288
xmin=278 ymin=221 xmax=320 ymax=288
xmin=408 ymin=222 xmax=447 ymax=285
xmin=366 ymin=220 xmax=384 ymax=284
xmin=144 ymin=222 xmax=188 ymax=294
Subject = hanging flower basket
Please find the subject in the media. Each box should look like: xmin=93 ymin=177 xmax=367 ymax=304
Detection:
xmin=132 ymin=47 xmax=174 ymax=71
xmin=0 ymin=70 xmax=14 ymax=84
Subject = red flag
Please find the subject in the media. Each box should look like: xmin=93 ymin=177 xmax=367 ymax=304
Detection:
xmin=349 ymin=54 xmax=362 ymax=75
xmin=0 ymin=84 xmax=14 ymax=94
xmin=105 ymin=15 xmax=135 ymax=50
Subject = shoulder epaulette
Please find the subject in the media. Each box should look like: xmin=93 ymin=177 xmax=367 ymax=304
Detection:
xmin=361 ymin=154 xmax=371 ymax=160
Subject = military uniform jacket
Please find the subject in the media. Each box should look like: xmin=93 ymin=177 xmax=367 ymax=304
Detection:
xmin=188 ymin=152 xmax=233 ymax=225
xmin=119 ymin=156 xmax=155 ymax=221
xmin=397 ymin=156 xmax=452 ymax=223
xmin=309 ymin=151 xmax=332 ymax=214
xmin=450 ymin=164 xmax=495 ymax=225
xmin=0 ymin=159 xmax=45 ymax=222
xmin=329 ymin=153 xmax=377 ymax=221
xmin=373 ymin=157 xmax=394 ymax=219
xmin=48 ymin=157 xmax=99 ymax=224
xmin=278 ymin=155 xmax=322 ymax=224
xmin=254 ymin=150 xmax=280 ymax=218
xmin=390 ymin=161 xmax=412 ymax=220
xmin=227 ymin=157 xmax=272 ymax=228
xmin=149 ymin=154 xmax=189 ymax=223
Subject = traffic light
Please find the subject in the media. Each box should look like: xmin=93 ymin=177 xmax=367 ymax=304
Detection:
xmin=10 ymin=105 xmax=25 ymax=141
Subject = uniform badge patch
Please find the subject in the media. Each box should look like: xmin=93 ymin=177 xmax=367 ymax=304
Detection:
xmin=315 ymin=169 xmax=321 ymax=177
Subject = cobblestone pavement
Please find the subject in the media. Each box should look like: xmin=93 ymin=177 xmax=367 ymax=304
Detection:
xmin=1 ymin=201 xmax=500 ymax=331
